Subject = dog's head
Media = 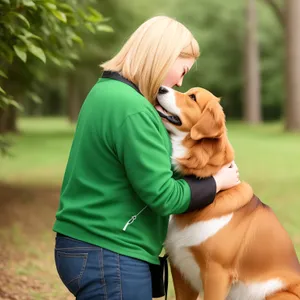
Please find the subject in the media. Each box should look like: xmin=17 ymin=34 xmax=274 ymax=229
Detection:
xmin=156 ymin=86 xmax=234 ymax=177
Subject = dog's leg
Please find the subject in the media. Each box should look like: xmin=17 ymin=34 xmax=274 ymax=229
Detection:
xmin=267 ymin=283 xmax=300 ymax=299
xmin=170 ymin=263 xmax=199 ymax=300
xmin=202 ymin=264 xmax=229 ymax=300
xmin=266 ymin=292 xmax=300 ymax=300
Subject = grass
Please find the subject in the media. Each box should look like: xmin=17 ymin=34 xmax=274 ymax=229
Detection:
xmin=0 ymin=117 xmax=75 ymax=186
xmin=0 ymin=117 xmax=300 ymax=299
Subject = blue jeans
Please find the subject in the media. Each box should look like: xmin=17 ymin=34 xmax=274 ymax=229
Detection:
xmin=54 ymin=233 xmax=152 ymax=300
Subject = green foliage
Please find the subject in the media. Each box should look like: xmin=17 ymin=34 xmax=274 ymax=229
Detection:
xmin=0 ymin=0 xmax=112 ymax=108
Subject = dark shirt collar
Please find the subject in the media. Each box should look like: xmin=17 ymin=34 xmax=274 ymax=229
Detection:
xmin=101 ymin=71 xmax=142 ymax=96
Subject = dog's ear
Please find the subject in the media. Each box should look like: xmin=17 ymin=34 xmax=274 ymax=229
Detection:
xmin=177 ymin=143 xmax=211 ymax=170
xmin=190 ymin=99 xmax=224 ymax=141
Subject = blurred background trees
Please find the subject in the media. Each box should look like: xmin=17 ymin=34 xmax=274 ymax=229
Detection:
xmin=0 ymin=0 xmax=299 ymax=154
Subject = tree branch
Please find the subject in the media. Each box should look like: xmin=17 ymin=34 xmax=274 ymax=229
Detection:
xmin=263 ymin=0 xmax=285 ymax=27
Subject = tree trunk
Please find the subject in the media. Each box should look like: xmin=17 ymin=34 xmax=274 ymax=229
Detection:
xmin=6 ymin=105 xmax=17 ymax=132
xmin=0 ymin=105 xmax=18 ymax=134
xmin=285 ymin=0 xmax=300 ymax=131
xmin=244 ymin=0 xmax=262 ymax=124
xmin=67 ymin=73 xmax=82 ymax=123
xmin=0 ymin=108 xmax=5 ymax=134
xmin=0 ymin=77 xmax=19 ymax=134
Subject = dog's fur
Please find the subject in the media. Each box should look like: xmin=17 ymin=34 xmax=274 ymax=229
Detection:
xmin=156 ymin=87 xmax=300 ymax=300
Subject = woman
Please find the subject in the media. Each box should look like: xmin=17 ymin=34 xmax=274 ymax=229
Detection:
xmin=53 ymin=16 xmax=239 ymax=300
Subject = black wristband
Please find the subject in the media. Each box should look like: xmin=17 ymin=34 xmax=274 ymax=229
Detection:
xmin=183 ymin=176 xmax=216 ymax=213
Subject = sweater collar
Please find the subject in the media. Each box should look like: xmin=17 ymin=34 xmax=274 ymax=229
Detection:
xmin=101 ymin=71 xmax=142 ymax=96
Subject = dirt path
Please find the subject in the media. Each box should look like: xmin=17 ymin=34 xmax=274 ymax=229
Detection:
xmin=0 ymin=183 xmax=73 ymax=300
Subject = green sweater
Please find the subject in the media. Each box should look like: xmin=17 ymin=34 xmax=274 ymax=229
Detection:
xmin=53 ymin=74 xmax=192 ymax=264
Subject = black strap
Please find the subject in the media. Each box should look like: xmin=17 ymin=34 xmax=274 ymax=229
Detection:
xmin=150 ymin=254 xmax=169 ymax=299
xmin=102 ymin=71 xmax=143 ymax=96
xmin=162 ymin=254 xmax=169 ymax=300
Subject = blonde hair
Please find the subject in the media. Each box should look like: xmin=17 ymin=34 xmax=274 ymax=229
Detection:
xmin=100 ymin=16 xmax=200 ymax=104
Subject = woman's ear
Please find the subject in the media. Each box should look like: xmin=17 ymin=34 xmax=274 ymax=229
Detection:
xmin=190 ymin=100 xmax=225 ymax=141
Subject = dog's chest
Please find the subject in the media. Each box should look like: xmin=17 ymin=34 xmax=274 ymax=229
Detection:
xmin=165 ymin=214 xmax=233 ymax=292
xmin=169 ymin=133 xmax=188 ymax=171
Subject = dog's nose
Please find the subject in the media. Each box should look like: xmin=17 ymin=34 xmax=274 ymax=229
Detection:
xmin=158 ymin=86 xmax=168 ymax=94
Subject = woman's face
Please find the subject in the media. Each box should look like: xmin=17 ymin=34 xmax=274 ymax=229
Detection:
xmin=163 ymin=57 xmax=195 ymax=88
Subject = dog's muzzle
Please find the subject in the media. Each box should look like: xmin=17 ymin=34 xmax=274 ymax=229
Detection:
xmin=156 ymin=87 xmax=182 ymax=126
xmin=156 ymin=110 xmax=182 ymax=126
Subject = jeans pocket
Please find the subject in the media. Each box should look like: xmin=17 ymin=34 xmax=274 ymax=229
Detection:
xmin=55 ymin=251 xmax=88 ymax=296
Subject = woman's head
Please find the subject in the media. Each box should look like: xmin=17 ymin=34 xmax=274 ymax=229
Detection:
xmin=100 ymin=16 xmax=200 ymax=104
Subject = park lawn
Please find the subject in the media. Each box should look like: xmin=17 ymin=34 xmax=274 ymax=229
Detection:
xmin=0 ymin=117 xmax=300 ymax=299
xmin=0 ymin=117 xmax=75 ymax=187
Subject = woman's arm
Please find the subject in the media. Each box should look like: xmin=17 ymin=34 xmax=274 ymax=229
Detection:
xmin=115 ymin=111 xmax=217 ymax=216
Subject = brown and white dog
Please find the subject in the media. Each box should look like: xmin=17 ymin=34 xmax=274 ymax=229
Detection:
xmin=156 ymin=86 xmax=300 ymax=300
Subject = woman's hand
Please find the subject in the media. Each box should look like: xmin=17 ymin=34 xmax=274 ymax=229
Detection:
xmin=213 ymin=161 xmax=240 ymax=193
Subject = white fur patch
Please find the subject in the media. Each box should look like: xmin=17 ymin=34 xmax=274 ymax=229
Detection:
xmin=227 ymin=279 xmax=284 ymax=300
xmin=165 ymin=214 xmax=233 ymax=292
xmin=169 ymin=132 xmax=189 ymax=172
xmin=166 ymin=214 xmax=233 ymax=248
xmin=157 ymin=87 xmax=181 ymax=117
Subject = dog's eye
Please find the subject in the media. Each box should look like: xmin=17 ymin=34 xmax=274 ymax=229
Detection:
xmin=189 ymin=94 xmax=196 ymax=101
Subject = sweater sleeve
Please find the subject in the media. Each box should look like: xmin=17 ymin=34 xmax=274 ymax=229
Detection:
xmin=115 ymin=111 xmax=191 ymax=216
